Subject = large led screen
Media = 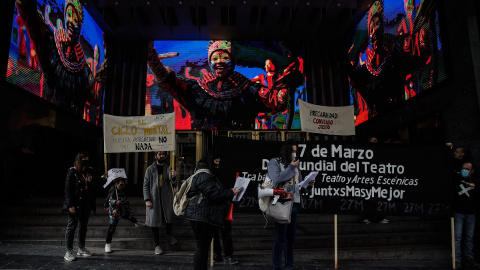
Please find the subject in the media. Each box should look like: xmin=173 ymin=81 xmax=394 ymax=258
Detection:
xmin=146 ymin=41 xmax=306 ymax=130
xmin=6 ymin=0 xmax=106 ymax=126
xmin=347 ymin=0 xmax=446 ymax=125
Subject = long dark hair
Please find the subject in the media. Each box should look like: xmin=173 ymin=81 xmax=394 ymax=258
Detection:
xmin=73 ymin=152 xmax=89 ymax=171
xmin=278 ymin=139 xmax=296 ymax=166
xmin=199 ymin=149 xmax=221 ymax=171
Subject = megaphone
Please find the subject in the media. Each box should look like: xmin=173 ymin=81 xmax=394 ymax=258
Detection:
xmin=258 ymin=186 xmax=273 ymax=199
xmin=225 ymin=203 xmax=234 ymax=221
xmin=258 ymin=185 xmax=286 ymax=199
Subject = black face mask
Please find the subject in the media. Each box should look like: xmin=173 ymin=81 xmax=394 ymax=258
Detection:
xmin=81 ymin=160 xmax=90 ymax=168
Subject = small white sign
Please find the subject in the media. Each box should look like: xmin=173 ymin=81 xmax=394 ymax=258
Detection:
xmin=103 ymin=168 xmax=127 ymax=189
xmin=299 ymin=99 xmax=355 ymax=136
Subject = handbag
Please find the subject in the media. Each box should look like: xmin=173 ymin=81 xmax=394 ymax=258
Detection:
xmin=265 ymin=198 xmax=293 ymax=224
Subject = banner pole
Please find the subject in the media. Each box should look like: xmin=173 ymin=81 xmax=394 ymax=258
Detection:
xmin=103 ymin=153 xmax=107 ymax=173
xmin=335 ymin=214 xmax=338 ymax=269
xmin=452 ymin=217 xmax=455 ymax=269
xmin=210 ymin=239 xmax=214 ymax=267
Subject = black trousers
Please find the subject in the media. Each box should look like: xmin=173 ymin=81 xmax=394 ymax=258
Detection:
xmin=106 ymin=216 xmax=138 ymax=244
xmin=213 ymin=220 xmax=233 ymax=257
xmin=151 ymin=223 xmax=173 ymax=246
xmin=65 ymin=209 xmax=90 ymax=251
xmin=190 ymin=220 xmax=216 ymax=270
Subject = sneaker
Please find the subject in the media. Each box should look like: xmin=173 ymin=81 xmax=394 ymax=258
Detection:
xmin=223 ymin=256 xmax=239 ymax=265
xmin=167 ymin=235 xmax=178 ymax=245
xmin=77 ymin=248 xmax=92 ymax=257
xmin=64 ymin=250 xmax=75 ymax=261
xmin=154 ymin=245 xmax=163 ymax=255
xmin=135 ymin=221 xmax=146 ymax=227
xmin=213 ymin=254 xmax=223 ymax=263
xmin=379 ymin=218 xmax=390 ymax=224
xmin=105 ymin=243 xmax=111 ymax=253
xmin=362 ymin=219 xmax=371 ymax=224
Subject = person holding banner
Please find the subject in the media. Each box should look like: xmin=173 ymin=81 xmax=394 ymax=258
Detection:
xmin=143 ymin=151 xmax=178 ymax=255
xmin=267 ymin=139 xmax=314 ymax=270
xmin=452 ymin=161 xmax=479 ymax=269
xmin=62 ymin=152 xmax=96 ymax=262
xmin=184 ymin=149 xmax=241 ymax=270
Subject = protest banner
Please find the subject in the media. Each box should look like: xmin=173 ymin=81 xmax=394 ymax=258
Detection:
xmin=299 ymin=99 xmax=355 ymax=136
xmin=215 ymin=137 xmax=451 ymax=216
xmin=103 ymin=113 xmax=175 ymax=153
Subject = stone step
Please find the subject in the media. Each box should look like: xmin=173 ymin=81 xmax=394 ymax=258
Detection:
xmin=1 ymin=214 xmax=450 ymax=236
xmin=0 ymin=224 xmax=449 ymax=248
xmin=0 ymin=238 xmax=450 ymax=260
xmin=2 ymin=197 xmax=451 ymax=260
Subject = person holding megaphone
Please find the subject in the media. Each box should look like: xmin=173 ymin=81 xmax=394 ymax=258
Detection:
xmin=267 ymin=139 xmax=315 ymax=270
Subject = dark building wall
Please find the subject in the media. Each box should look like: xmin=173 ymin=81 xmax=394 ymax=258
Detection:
xmin=103 ymin=38 xmax=148 ymax=190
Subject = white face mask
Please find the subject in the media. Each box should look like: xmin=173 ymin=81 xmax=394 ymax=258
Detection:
xmin=291 ymin=152 xmax=296 ymax=160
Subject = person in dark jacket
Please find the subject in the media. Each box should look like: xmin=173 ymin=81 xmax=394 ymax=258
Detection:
xmin=62 ymin=152 xmax=96 ymax=262
xmin=105 ymin=177 xmax=145 ymax=253
xmin=184 ymin=149 xmax=241 ymax=270
xmin=452 ymin=161 xmax=478 ymax=269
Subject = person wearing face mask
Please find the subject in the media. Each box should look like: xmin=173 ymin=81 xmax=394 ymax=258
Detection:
xmin=184 ymin=149 xmax=241 ymax=270
xmin=104 ymin=177 xmax=145 ymax=253
xmin=147 ymin=40 xmax=304 ymax=129
xmin=143 ymin=151 xmax=178 ymax=255
xmin=452 ymin=161 xmax=479 ymax=269
xmin=267 ymin=139 xmax=314 ymax=270
xmin=15 ymin=0 xmax=105 ymax=118
xmin=62 ymin=152 xmax=96 ymax=262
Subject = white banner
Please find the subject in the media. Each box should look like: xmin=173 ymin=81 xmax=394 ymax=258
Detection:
xmin=103 ymin=113 xmax=175 ymax=153
xmin=299 ymin=99 xmax=355 ymax=136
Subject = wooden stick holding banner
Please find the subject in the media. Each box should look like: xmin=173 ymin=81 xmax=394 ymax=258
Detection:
xmin=335 ymin=214 xmax=338 ymax=269
xmin=452 ymin=217 xmax=456 ymax=269
xmin=210 ymin=239 xmax=214 ymax=267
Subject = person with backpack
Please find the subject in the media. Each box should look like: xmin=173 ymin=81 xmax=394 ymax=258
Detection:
xmin=104 ymin=176 xmax=145 ymax=253
xmin=184 ymin=149 xmax=241 ymax=270
xmin=143 ymin=151 xmax=177 ymax=255
xmin=267 ymin=140 xmax=314 ymax=270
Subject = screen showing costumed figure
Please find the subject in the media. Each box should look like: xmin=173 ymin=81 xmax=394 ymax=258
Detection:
xmin=7 ymin=0 xmax=107 ymax=126
xmin=347 ymin=0 xmax=446 ymax=125
xmin=146 ymin=40 xmax=306 ymax=130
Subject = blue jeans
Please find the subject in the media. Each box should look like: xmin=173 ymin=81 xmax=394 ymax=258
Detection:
xmin=273 ymin=203 xmax=299 ymax=270
xmin=454 ymin=212 xmax=476 ymax=262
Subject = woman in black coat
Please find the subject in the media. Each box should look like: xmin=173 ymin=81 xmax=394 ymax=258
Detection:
xmin=62 ymin=152 xmax=96 ymax=262
xmin=184 ymin=150 xmax=241 ymax=270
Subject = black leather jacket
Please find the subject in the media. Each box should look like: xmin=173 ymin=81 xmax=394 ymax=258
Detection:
xmin=184 ymin=163 xmax=234 ymax=227
xmin=62 ymin=167 xmax=96 ymax=215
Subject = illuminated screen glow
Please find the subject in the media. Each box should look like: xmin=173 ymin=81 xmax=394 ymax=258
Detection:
xmin=146 ymin=41 xmax=307 ymax=130
xmin=347 ymin=0 xmax=446 ymax=125
xmin=6 ymin=0 xmax=106 ymax=126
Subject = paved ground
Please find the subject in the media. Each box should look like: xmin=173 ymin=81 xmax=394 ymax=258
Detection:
xmin=0 ymin=242 xmax=454 ymax=270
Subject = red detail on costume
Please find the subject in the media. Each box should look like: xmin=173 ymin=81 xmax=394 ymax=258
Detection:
xmin=16 ymin=15 xmax=27 ymax=59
